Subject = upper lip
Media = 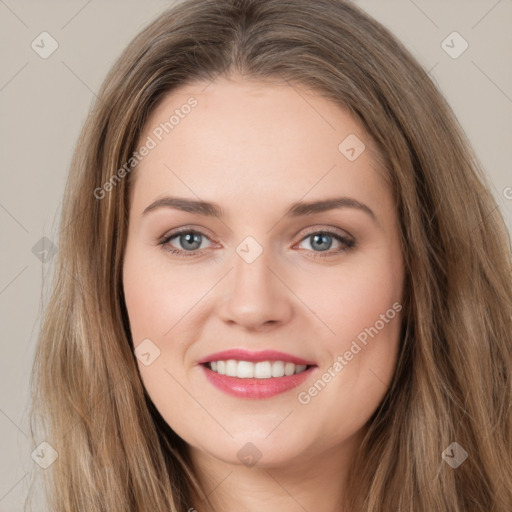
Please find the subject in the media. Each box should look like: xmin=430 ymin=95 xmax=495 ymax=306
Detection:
xmin=197 ymin=349 xmax=316 ymax=366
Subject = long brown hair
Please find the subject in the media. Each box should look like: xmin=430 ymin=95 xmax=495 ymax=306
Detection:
xmin=28 ymin=0 xmax=512 ymax=510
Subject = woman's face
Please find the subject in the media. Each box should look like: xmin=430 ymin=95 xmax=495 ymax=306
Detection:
xmin=123 ymin=76 xmax=404 ymax=470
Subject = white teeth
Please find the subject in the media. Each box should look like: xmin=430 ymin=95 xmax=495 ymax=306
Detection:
xmin=271 ymin=361 xmax=285 ymax=377
xmin=207 ymin=360 xmax=310 ymax=379
xmin=216 ymin=360 xmax=226 ymax=375
xmin=225 ymin=359 xmax=238 ymax=377
xmin=237 ymin=360 xmax=254 ymax=378
xmin=254 ymin=361 xmax=272 ymax=379
xmin=284 ymin=362 xmax=295 ymax=376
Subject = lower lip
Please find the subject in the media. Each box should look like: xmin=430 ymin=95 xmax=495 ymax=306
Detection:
xmin=200 ymin=364 xmax=316 ymax=399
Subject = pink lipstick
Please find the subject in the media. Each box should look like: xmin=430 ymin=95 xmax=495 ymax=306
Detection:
xmin=198 ymin=349 xmax=317 ymax=399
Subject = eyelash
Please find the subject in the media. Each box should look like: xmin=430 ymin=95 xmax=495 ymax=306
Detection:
xmin=158 ymin=227 xmax=355 ymax=259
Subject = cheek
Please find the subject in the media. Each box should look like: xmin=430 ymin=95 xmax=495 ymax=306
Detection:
xmin=123 ymin=251 xmax=197 ymax=432
xmin=302 ymin=248 xmax=403 ymax=352
xmin=123 ymin=246 xmax=206 ymax=345
xmin=297 ymin=248 xmax=403 ymax=388
xmin=123 ymin=267 xmax=163 ymax=346
xmin=122 ymin=244 xmax=211 ymax=394
xmin=295 ymin=251 xmax=404 ymax=432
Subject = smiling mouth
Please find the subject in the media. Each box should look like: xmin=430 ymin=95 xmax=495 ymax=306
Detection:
xmin=204 ymin=360 xmax=312 ymax=379
xmin=198 ymin=349 xmax=317 ymax=398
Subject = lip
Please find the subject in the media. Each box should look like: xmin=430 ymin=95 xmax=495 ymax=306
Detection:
xmin=200 ymin=364 xmax=317 ymax=399
xmin=197 ymin=348 xmax=316 ymax=366
xmin=197 ymin=348 xmax=317 ymax=399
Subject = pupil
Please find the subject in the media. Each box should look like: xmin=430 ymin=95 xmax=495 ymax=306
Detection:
xmin=312 ymin=233 xmax=332 ymax=251
xmin=181 ymin=232 xmax=201 ymax=250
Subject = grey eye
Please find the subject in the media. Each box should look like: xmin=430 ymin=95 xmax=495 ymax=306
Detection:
xmin=176 ymin=232 xmax=203 ymax=251
xmin=309 ymin=233 xmax=333 ymax=252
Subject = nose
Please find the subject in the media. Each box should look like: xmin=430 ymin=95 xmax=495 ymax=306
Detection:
xmin=216 ymin=243 xmax=294 ymax=331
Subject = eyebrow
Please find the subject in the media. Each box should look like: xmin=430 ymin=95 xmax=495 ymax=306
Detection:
xmin=142 ymin=195 xmax=376 ymax=221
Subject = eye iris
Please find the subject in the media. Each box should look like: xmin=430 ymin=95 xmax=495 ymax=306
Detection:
xmin=180 ymin=232 xmax=202 ymax=250
xmin=311 ymin=233 xmax=332 ymax=251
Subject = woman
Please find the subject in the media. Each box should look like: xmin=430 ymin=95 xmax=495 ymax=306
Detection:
xmin=29 ymin=0 xmax=512 ymax=510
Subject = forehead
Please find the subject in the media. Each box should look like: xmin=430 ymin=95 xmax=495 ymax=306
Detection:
xmin=130 ymin=76 xmax=390 ymax=216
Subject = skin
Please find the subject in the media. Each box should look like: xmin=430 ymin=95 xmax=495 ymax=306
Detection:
xmin=122 ymin=75 xmax=405 ymax=512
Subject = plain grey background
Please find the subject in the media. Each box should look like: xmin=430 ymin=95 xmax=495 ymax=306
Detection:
xmin=1 ymin=0 xmax=511 ymax=510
